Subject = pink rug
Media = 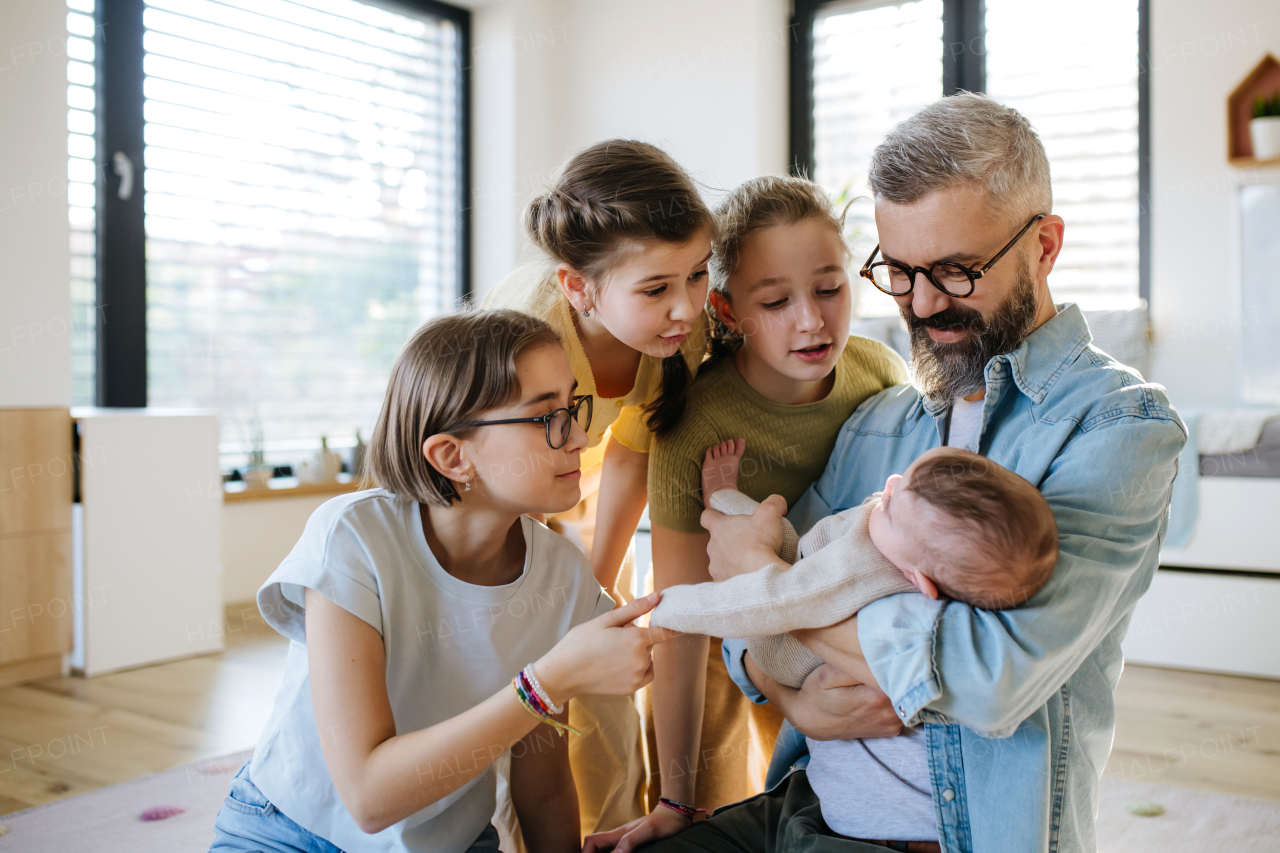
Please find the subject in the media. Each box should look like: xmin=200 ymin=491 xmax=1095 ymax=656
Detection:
xmin=0 ymin=750 xmax=250 ymax=853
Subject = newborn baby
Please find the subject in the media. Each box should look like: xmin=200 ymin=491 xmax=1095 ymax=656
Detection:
xmin=649 ymin=440 xmax=1059 ymax=688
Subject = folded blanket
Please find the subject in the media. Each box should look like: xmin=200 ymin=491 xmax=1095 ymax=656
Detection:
xmin=1198 ymin=409 xmax=1280 ymax=455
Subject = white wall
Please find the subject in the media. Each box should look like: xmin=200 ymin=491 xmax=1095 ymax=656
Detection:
xmin=0 ymin=0 xmax=72 ymax=407
xmin=467 ymin=0 xmax=790 ymax=297
xmin=1147 ymin=0 xmax=1280 ymax=406
xmin=222 ymin=495 xmax=336 ymax=603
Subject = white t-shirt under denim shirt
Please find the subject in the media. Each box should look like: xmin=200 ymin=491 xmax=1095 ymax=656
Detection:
xmin=251 ymin=490 xmax=614 ymax=853
xmin=805 ymin=395 xmax=984 ymax=842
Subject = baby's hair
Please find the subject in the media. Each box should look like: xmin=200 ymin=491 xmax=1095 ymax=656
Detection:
xmin=708 ymin=176 xmax=849 ymax=358
xmin=366 ymin=309 xmax=561 ymax=506
xmin=526 ymin=139 xmax=716 ymax=437
xmin=904 ymin=447 xmax=1058 ymax=609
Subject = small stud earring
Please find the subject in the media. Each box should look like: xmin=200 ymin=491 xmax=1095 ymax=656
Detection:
xmin=463 ymin=476 xmax=471 ymax=492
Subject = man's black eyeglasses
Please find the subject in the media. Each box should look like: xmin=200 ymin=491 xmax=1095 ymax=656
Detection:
xmin=860 ymin=213 xmax=1047 ymax=298
xmin=466 ymin=395 xmax=593 ymax=450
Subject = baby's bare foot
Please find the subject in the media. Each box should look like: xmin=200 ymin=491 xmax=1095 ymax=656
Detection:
xmin=701 ymin=438 xmax=746 ymax=506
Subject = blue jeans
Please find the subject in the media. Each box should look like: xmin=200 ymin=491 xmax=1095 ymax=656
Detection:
xmin=209 ymin=761 xmax=502 ymax=853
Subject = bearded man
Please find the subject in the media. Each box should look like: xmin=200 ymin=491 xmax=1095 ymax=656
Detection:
xmin=644 ymin=94 xmax=1185 ymax=853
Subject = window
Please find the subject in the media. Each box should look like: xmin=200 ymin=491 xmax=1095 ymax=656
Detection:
xmin=810 ymin=0 xmax=944 ymax=317
xmin=1240 ymin=184 xmax=1280 ymax=405
xmin=985 ymin=0 xmax=1142 ymax=310
xmin=83 ymin=0 xmax=470 ymax=471
xmin=68 ymin=0 xmax=98 ymax=406
xmin=795 ymin=0 xmax=1149 ymax=315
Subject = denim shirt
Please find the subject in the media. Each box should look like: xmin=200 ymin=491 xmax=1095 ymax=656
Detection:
xmin=723 ymin=304 xmax=1186 ymax=853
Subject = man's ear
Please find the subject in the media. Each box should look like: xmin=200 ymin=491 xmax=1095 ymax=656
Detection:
xmin=1032 ymin=214 xmax=1066 ymax=280
xmin=709 ymin=290 xmax=739 ymax=332
xmin=555 ymin=264 xmax=592 ymax=314
xmin=422 ymin=433 xmax=469 ymax=490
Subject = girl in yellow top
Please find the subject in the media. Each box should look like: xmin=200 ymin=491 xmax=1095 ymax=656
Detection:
xmin=587 ymin=177 xmax=908 ymax=853
xmin=483 ymin=139 xmax=714 ymax=840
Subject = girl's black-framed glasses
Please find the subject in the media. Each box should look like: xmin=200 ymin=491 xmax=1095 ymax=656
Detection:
xmin=860 ymin=213 xmax=1047 ymax=298
xmin=465 ymin=395 xmax=593 ymax=450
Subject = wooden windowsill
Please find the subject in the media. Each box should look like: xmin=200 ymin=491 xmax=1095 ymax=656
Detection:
xmin=1229 ymin=154 xmax=1280 ymax=168
xmin=223 ymin=476 xmax=362 ymax=504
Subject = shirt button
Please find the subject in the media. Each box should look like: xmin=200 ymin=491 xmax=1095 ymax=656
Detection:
xmin=942 ymin=788 xmax=956 ymax=802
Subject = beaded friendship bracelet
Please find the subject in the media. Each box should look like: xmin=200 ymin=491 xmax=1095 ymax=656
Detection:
xmin=656 ymin=797 xmax=708 ymax=821
xmin=512 ymin=664 xmax=579 ymax=737
xmin=522 ymin=663 xmax=563 ymax=715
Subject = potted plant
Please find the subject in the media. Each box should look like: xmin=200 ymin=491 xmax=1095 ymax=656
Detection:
xmin=1251 ymin=92 xmax=1280 ymax=161
xmin=242 ymin=416 xmax=273 ymax=489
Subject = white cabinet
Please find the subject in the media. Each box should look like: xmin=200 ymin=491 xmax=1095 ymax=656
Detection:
xmin=72 ymin=408 xmax=223 ymax=675
xmin=1123 ymin=569 xmax=1280 ymax=680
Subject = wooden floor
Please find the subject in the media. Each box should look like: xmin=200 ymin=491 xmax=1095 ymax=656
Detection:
xmin=0 ymin=606 xmax=286 ymax=817
xmin=1108 ymin=663 xmax=1280 ymax=801
xmin=0 ymin=605 xmax=1277 ymax=817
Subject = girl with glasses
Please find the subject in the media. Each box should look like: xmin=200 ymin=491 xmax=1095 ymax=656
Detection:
xmin=209 ymin=310 xmax=677 ymax=853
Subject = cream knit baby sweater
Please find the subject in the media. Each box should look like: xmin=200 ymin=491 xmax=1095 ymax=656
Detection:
xmin=649 ymin=492 xmax=918 ymax=688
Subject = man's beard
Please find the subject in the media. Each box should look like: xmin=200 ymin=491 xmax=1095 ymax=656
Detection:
xmin=904 ymin=260 xmax=1039 ymax=404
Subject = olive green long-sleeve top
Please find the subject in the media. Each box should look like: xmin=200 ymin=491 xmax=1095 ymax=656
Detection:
xmin=647 ymin=336 xmax=907 ymax=533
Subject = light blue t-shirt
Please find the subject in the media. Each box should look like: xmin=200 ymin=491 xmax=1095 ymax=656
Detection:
xmin=252 ymin=490 xmax=613 ymax=853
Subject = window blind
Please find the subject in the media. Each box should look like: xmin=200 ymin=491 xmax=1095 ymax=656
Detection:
xmin=810 ymin=0 xmax=1142 ymax=315
xmin=139 ymin=0 xmax=462 ymax=463
xmin=985 ymin=0 xmax=1142 ymax=310
xmin=812 ymin=0 xmax=945 ymax=318
xmin=68 ymin=0 xmax=98 ymax=406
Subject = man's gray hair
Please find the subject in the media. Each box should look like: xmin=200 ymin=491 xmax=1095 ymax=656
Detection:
xmin=867 ymin=93 xmax=1052 ymax=225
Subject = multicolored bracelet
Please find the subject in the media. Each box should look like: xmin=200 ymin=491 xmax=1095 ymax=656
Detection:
xmin=656 ymin=797 xmax=708 ymax=821
xmin=512 ymin=664 xmax=579 ymax=737
xmin=522 ymin=663 xmax=563 ymax=714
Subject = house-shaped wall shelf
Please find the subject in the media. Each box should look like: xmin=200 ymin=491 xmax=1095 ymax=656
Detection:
xmin=1228 ymin=53 xmax=1280 ymax=167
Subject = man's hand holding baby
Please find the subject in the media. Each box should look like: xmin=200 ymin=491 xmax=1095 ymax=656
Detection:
xmin=744 ymin=653 xmax=901 ymax=741
xmin=702 ymin=493 xmax=789 ymax=582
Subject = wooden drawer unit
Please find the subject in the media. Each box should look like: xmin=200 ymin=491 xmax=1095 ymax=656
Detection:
xmin=0 ymin=408 xmax=73 ymax=686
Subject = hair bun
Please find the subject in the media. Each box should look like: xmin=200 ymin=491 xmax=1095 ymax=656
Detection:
xmin=522 ymin=139 xmax=713 ymax=282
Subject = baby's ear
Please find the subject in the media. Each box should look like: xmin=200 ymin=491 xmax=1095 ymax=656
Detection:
xmin=907 ymin=568 xmax=940 ymax=600
xmin=883 ymin=473 xmax=903 ymax=499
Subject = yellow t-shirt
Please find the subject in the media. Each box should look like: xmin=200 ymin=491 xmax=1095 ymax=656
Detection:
xmin=647 ymin=336 xmax=908 ymax=533
xmin=483 ymin=265 xmax=710 ymax=470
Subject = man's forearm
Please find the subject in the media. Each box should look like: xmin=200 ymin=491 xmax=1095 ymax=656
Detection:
xmin=743 ymin=652 xmax=800 ymax=709
xmin=743 ymin=652 xmax=900 ymax=741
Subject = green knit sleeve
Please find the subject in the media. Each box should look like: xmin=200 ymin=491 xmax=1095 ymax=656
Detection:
xmin=646 ymin=408 xmax=721 ymax=534
xmin=847 ymin=334 xmax=909 ymax=389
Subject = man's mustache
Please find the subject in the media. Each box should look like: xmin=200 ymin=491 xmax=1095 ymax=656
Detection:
xmin=905 ymin=305 xmax=987 ymax=334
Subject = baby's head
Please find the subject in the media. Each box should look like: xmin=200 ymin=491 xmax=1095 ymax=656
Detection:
xmin=867 ymin=447 xmax=1058 ymax=609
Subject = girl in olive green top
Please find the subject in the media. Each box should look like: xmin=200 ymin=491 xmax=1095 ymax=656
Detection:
xmin=587 ymin=177 xmax=907 ymax=853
